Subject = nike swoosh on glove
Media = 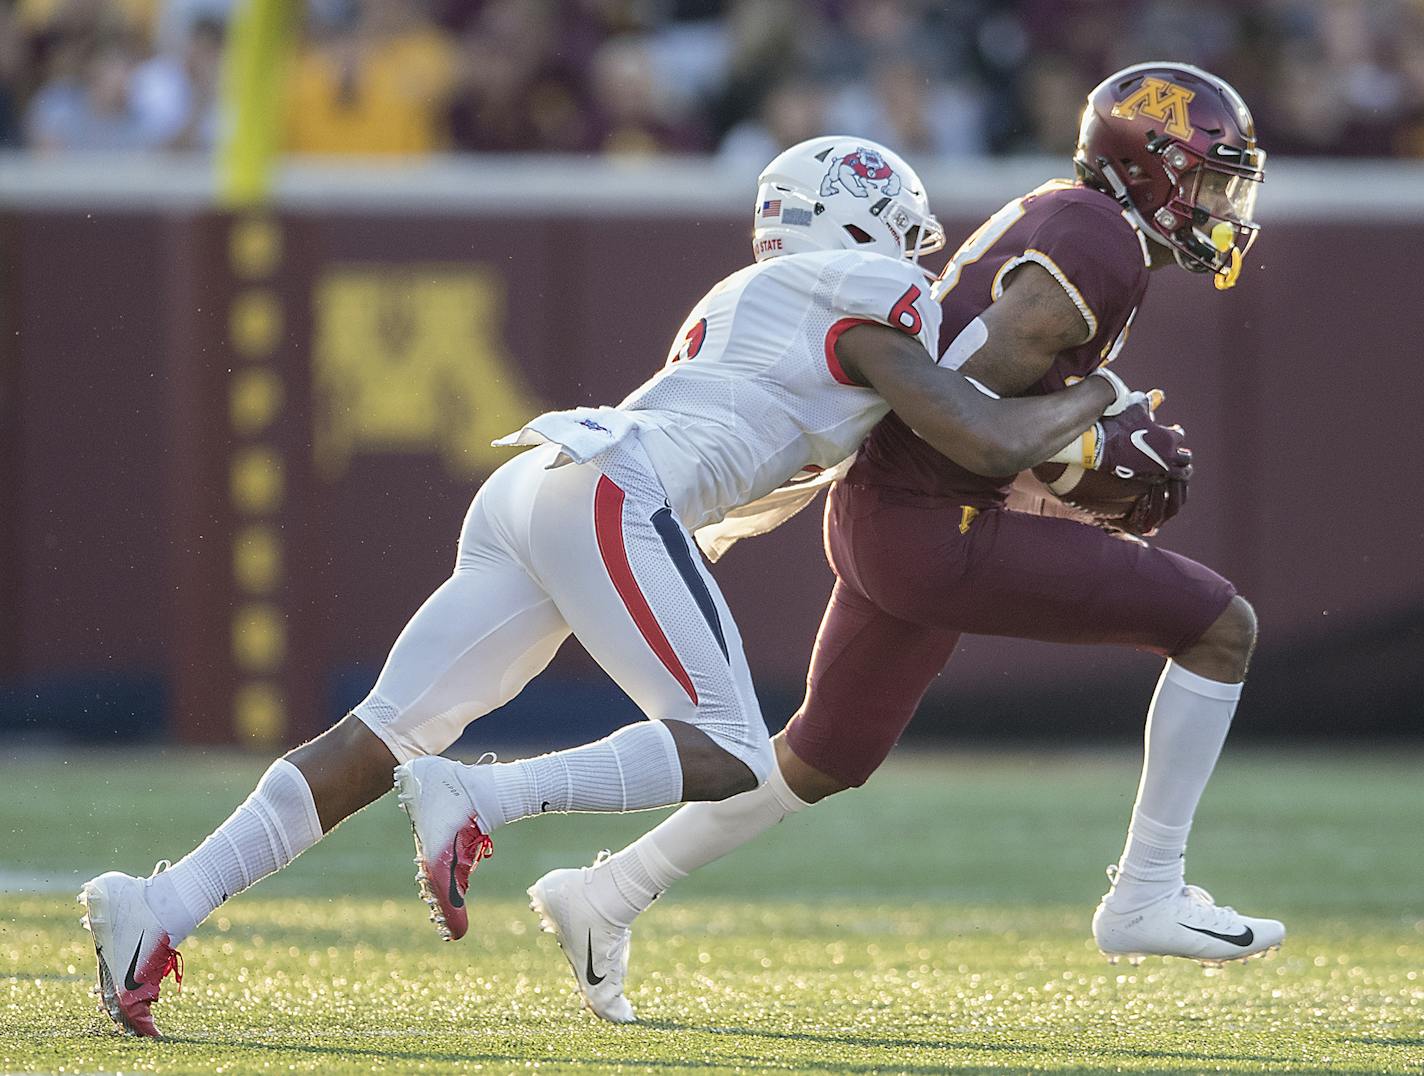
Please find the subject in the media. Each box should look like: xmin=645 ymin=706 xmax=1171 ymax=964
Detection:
xmin=1098 ymin=403 xmax=1193 ymax=482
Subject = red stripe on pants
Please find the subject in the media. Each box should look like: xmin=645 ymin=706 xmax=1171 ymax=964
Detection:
xmin=593 ymin=475 xmax=699 ymax=705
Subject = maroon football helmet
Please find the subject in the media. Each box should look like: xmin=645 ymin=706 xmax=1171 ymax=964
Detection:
xmin=1075 ymin=62 xmax=1265 ymax=289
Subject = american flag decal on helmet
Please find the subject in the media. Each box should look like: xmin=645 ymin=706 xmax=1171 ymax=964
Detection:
xmin=760 ymin=199 xmax=782 ymax=219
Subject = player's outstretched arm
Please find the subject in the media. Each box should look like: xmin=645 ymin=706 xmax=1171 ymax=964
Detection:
xmin=838 ymin=324 xmax=1115 ymax=477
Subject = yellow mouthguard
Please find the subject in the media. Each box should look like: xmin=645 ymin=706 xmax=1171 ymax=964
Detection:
xmin=1211 ymin=220 xmax=1241 ymax=290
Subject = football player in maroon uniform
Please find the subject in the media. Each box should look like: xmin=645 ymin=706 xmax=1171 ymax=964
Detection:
xmin=538 ymin=63 xmax=1284 ymax=1021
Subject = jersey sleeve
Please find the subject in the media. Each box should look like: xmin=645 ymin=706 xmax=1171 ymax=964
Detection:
xmin=829 ymin=254 xmax=943 ymax=364
xmin=994 ymin=203 xmax=1149 ymax=348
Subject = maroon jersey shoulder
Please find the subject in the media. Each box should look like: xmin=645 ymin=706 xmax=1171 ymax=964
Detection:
xmin=937 ymin=182 xmax=1149 ymax=383
xmin=851 ymin=182 xmax=1152 ymax=503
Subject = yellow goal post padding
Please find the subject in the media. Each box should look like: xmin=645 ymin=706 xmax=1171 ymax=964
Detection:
xmin=217 ymin=0 xmax=296 ymax=207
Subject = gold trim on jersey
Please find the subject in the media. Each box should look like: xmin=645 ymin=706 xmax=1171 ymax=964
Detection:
xmin=990 ymin=250 xmax=1099 ymax=340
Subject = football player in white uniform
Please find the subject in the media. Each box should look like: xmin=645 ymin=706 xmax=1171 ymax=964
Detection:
xmin=78 ymin=137 xmax=1144 ymax=1036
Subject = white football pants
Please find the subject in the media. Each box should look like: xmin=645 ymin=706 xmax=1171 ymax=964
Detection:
xmin=352 ymin=442 xmax=773 ymax=781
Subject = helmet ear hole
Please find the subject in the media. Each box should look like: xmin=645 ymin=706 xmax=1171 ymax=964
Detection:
xmin=842 ymin=224 xmax=876 ymax=244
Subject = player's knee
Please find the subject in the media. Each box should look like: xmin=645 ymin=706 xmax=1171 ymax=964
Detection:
xmin=769 ymin=738 xmax=854 ymax=802
xmin=1177 ymin=595 xmax=1257 ymax=682
xmin=1211 ymin=595 xmax=1258 ymax=663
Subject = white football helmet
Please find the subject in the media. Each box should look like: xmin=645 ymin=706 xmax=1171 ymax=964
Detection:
xmin=752 ymin=135 xmax=945 ymax=266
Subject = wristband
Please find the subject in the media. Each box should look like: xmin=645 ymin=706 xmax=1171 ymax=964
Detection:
xmin=1044 ymin=423 xmax=1104 ymax=469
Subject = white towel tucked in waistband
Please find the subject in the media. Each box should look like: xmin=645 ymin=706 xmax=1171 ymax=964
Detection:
xmin=492 ymin=406 xmax=643 ymax=466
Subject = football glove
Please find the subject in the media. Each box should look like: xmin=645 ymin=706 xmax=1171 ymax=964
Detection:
xmin=1089 ymin=367 xmax=1152 ymax=417
xmin=1098 ymin=403 xmax=1193 ymax=482
xmin=1123 ymin=475 xmax=1189 ymax=536
xmin=1044 ymin=392 xmax=1176 ymax=473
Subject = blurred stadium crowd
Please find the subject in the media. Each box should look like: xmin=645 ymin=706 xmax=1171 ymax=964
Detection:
xmin=3 ymin=0 xmax=1424 ymax=160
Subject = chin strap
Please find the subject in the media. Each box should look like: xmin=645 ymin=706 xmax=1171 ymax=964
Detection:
xmin=1211 ymin=221 xmax=1242 ymax=290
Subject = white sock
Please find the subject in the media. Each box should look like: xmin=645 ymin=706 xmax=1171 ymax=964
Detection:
xmin=144 ymin=759 xmax=324 ymax=945
xmin=1109 ymin=661 xmax=1243 ymax=910
xmin=586 ymin=760 xmax=811 ymax=927
xmin=477 ymin=721 xmax=683 ymax=829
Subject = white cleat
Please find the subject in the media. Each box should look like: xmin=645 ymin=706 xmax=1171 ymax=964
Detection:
xmin=528 ymin=860 xmax=636 ymax=1024
xmin=1093 ymin=871 xmax=1285 ymax=967
xmin=394 ymin=756 xmax=495 ymax=942
xmin=78 ymin=865 xmax=183 ymax=1037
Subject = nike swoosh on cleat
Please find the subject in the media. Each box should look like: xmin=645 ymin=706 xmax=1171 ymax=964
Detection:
xmin=585 ymin=930 xmax=606 ymax=986
xmin=1180 ymin=923 xmax=1254 ymax=946
xmin=124 ymin=933 xmax=145 ymax=991
xmin=447 ymin=837 xmax=465 ymax=909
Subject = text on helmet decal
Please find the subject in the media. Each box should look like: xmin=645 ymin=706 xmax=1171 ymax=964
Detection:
xmin=755 ymin=236 xmax=784 ymax=256
xmin=819 ymin=148 xmax=903 ymax=199
xmin=1110 ymin=77 xmax=1196 ymax=140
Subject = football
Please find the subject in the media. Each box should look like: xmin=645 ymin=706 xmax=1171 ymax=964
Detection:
xmin=1031 ymin=462 xmax=1153 ymax=522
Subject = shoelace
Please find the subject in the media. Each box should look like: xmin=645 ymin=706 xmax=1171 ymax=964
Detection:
xmin=604 ymin=929 xmax=631 ymax=988
xmin=146 ymin=860 xmax=185 ymax=993
xmin=456 ymin=812 xmax=495 ymax=863
xmin=1183 ymin=884 xmax=1241 ymax=928
xmin=585 ymin=850 xmax=630 ymax=988
xmin=160 ymin=949 xmax=184 ymax=993
xmin=472 ymin=831 xmax=494 ymax=865
xmin=1107 ymin=866 xmax=1242 ymax=926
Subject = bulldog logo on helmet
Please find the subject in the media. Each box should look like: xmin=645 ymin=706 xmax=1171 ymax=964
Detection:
xmin=820 ymin=147 xmax=903 ymax=199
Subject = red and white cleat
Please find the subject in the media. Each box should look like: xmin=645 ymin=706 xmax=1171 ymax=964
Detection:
xmin=78 ymin=865 xmax=184 ymax=1037
xmin=394 ymin=756 xmax=495 ymax=942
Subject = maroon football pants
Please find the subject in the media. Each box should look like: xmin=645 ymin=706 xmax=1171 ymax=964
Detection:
xmin=783 ymin=481 xmax=1236 ymax=787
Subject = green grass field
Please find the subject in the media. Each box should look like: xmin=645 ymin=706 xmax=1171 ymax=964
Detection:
xmin=2 ymin=748 xmax=1421 ymax=1074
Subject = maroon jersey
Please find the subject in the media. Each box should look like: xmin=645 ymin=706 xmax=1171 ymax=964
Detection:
xmin=849 ymin=180 xmax=1151 ymax=504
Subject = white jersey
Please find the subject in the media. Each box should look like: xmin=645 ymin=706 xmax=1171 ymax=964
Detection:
xmin=496 ymin=249 xmax=941 ymax=539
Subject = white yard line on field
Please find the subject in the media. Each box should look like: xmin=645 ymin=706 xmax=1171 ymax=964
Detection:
xmin=0 ymin=869 xmax=83 ymax=894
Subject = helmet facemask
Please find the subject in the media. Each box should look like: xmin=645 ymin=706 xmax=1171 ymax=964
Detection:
xmin=1148 ymin=141 xmax=1264 ymax=290
xmin=871 ymin=195 xmax=946 ymax=266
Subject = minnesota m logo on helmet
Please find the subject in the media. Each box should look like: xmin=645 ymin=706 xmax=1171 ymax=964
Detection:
xmin=1110 ymin=77 xmax=1195 ymax=140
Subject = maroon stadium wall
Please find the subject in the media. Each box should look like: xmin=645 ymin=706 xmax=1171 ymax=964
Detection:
xmin=2 ymin=192 xmax=1421 ymax=747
